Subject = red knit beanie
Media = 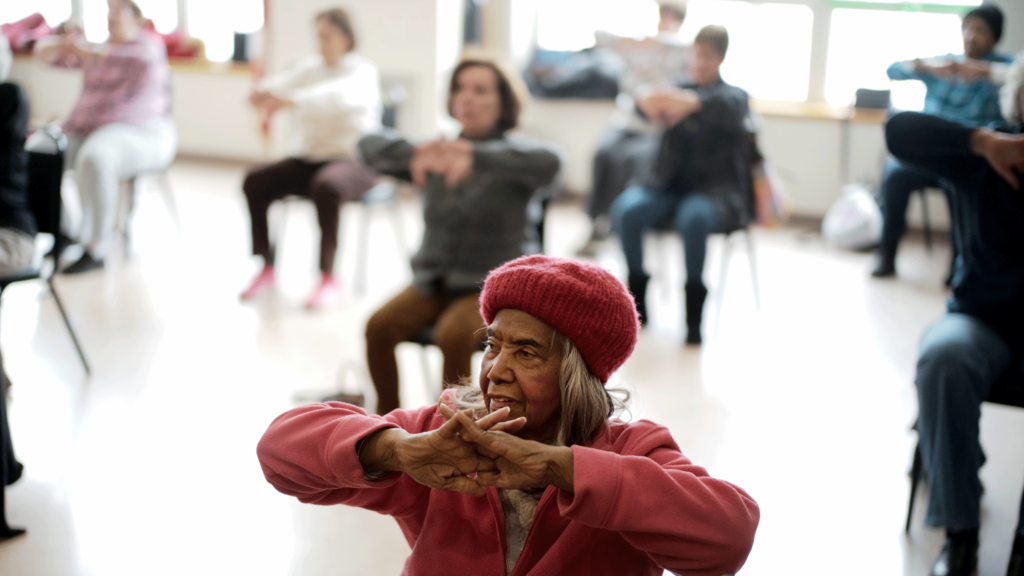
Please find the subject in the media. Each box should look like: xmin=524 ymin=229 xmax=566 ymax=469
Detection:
xmin=479 ymin=255 xmax=640 ymax=384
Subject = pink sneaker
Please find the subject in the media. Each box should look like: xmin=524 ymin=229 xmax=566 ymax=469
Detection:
xmin=305 ymin=274 xmax=341 ymax=309
xmin=240 ymin=266 xmax=276 ymax=300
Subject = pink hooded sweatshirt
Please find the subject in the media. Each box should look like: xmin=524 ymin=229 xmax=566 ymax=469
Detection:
xmin=257 ymin=402 xmax=759 ymax=576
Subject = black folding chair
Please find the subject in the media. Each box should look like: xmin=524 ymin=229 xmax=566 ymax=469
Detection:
xmin=0 ymin=126 xmax=90 ymax=375
xmin=905 ymin=366 xmax=1024 ymax=533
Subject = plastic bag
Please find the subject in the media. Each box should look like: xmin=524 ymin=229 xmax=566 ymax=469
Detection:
xmin=821 ymin=183 xmax=882 ymax=250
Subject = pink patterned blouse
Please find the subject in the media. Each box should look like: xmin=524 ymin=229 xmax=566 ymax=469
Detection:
xmin=46 ymin=32 xmax=170 ymax=137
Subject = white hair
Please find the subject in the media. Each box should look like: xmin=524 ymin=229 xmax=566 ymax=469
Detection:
xmin=1001 ymin=52 xmax=1024 ymax=126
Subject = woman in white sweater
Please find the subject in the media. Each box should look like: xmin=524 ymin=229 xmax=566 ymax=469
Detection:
xmin=241 ymin=8 xmax=382 ymax=309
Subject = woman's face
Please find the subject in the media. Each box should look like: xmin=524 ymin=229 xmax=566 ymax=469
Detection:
xmin=107 ymin=0 xmax=141 ymax=43
xmin=451 ymin=65 xmax=503 ymax=139
xmin=316 ymin=18 xmax=351 ymax=65
xmin=479 ymin=309 xmax=562 ymax=443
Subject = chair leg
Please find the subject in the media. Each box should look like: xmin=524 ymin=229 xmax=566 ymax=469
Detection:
xmin=920 ymin=190 xmax=932 ymax=253
xmin=657 ymin=234 xmax=671 ymax=301
xmin=419 ymin=346 xmax=434 ymax=401
xmin=713 ymin=235 xmax=733 ymax=338
xmin=354 ymin=204 xmax=371 ymax=295
xmin=121 ymin=179 xmax=137 ymax=258
xmin=158 ymin=172 xmax=180 ymax=232
xmin=387 ymin=199 xmax=407 ymax=258
xmin=744 ymin=229 xmax=760 ymax=311
xmin=47 ymin=278 xmax=90 ymax=376
xmin=906 ymin=440 xmax=923 ymax=534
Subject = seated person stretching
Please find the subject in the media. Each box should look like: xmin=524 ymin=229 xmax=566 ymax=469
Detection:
xmin=889 ymin=52 xmax=1024 ymax=576
xmin=873 ymin=4 xmax=1013 ymax=277
xmin=359 ymin=58 xmax=560 ymax=415
xmin=577 ymin=2 xmax=689 ymax=256
xmin=34 ymin=0 xmax=176 ymax=274
xmin=240 ymin=8 xmax=382 ymax=309
xmin=610 ymin=25 xmax=751 ymax=345
xmin=257 ymin=254 xmax=760 ymax=576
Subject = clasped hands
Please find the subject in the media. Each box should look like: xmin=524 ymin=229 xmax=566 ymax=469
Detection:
xmin=250 ymin=90 xmax=291 ymax=134
xmin=361 ymin=405 xmax=574 ymax=497
xmin=637 ymin=87 xmax=702 ymax=128
xmin=410 ymin=138 xmax=475 ymax=189
xmin=915 ymin=58 xmax=993 ymax=82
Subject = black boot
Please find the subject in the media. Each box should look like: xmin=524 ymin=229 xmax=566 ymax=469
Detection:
xmin=871 ymin=244 xmax=897 ymax=278
xmin=627 ymin=274 xmax=650 ymax=326
xmin=684 ymin=283 xmax=708 ymax=345
xmin=1007 ymin=535 xmax=1024 ymax=576
xmin=930 ymin=530 xmax=978 ymax=576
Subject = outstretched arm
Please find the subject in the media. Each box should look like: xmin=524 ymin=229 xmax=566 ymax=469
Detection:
xmin=456 ymin=416 xmax=759 ymax=576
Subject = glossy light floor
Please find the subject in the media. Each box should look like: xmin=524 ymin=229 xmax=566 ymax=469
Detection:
xmin=1 ymin=158 xmax=1022 ymax=576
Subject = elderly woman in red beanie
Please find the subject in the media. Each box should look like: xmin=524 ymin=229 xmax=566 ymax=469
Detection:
xmin=257 ymin=255 xmax=759 ymax=576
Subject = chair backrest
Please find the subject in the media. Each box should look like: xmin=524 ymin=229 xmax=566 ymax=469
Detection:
xmin=26 ymin=127 xmax=65 ymax=237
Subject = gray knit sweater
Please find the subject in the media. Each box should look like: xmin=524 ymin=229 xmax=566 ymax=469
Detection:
xmin=359 ymin=130 xmax=561 ymax=294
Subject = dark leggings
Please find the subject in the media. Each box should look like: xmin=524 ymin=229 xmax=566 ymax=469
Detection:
xmin=243 ymin=158 xmax=378 ymax=273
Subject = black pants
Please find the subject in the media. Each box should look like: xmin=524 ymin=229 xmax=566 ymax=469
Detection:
xmin=243 ymin=158 xmax=378 ymax=273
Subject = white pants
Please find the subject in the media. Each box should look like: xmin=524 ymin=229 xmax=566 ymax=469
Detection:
xmin=64 ymin=118 xmax=177 ymax=258
xmin=0 ymin=228 xmax=34 ymax=276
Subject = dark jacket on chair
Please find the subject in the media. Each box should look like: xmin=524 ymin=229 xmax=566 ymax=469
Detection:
xmin=639 ymin=80 xmax=753 ymax=230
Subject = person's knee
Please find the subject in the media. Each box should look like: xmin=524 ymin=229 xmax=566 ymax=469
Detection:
xmin=675 ymin=202 xmax=714 ymax=235
xmin=241 ymin=170 xmax=269 ymax=200
xmin=365 ymin=309 xmax=402 ymax=347
xmin=309 ymin=176 xmax=344 ymax=208
xmin=611 ymin=189 xmax=645 ymax=231
xmin=433 ymin=321 xmax=481 ymax=358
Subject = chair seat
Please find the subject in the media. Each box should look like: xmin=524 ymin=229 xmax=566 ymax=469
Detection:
xmin=361 ymin=181 xmax=398 ymax=205
xmin=0 ymin=268 xmax=42 ymax=291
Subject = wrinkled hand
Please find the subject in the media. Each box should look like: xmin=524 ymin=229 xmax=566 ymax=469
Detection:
xmin=410 ymin=139 xmax=475 ymax=189
xmin=437 ymin=402 xmax=527 ymax=435
xmin=453 ymin=412 xmax=575 ymax=493
xmin=973 ymin=129 xmax=1024 ymax=190
xmin=393 ymin=410 xmax=496 ymax=496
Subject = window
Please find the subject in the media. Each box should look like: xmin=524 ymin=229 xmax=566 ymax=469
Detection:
xmin=679 ymin=0 xmax=813 ymax=102
xmin=0 ymin=2 xmax=71 ymax=29
xmin=187 ymin=0 xmax=263 ymax=62
xmin=75 ymin=0 xmax=263 ymax=62
xmin=83 ymin=0 xmax=179 ymax=42
xmin=536 ymin=0 xmax=659 ymax=52
xmin=534 ymin=0 xmax=813 ymax=103
xmin=823 ymin=8 xmax=967 ymax=108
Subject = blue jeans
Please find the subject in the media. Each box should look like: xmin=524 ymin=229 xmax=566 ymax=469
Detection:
xmin=916 ymin=313 xmax=1024 ymax=534
xmin=610 ymin=186 xmax=721 ymax=285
